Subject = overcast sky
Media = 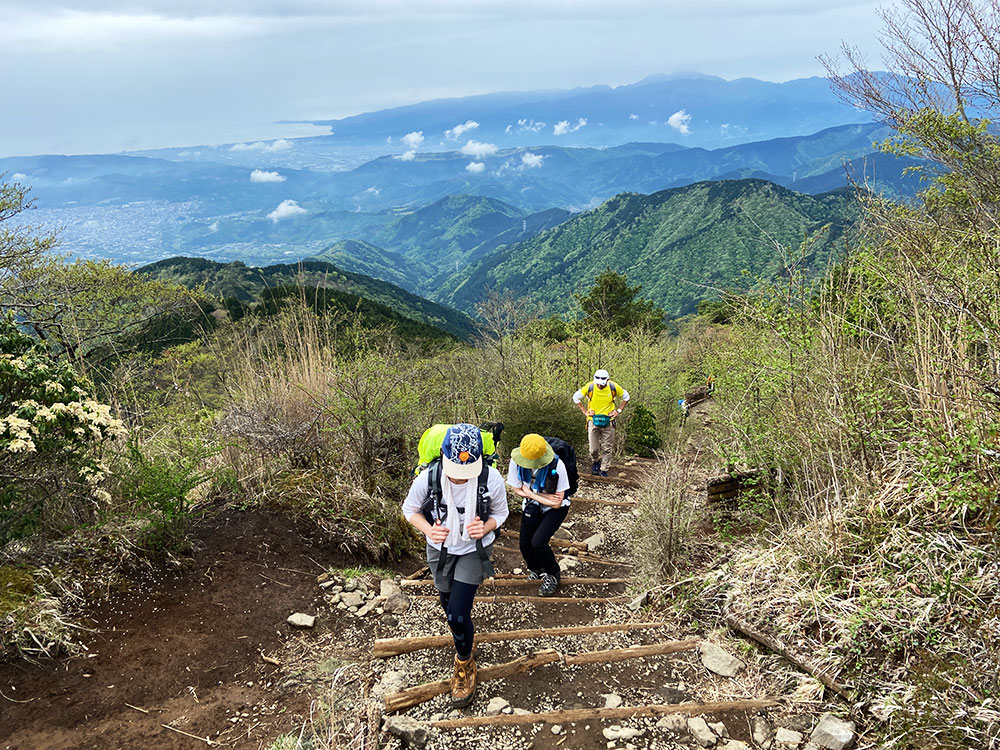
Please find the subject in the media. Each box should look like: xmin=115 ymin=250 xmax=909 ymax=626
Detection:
xmin=0 ymin=0 xmax=885 ymax=157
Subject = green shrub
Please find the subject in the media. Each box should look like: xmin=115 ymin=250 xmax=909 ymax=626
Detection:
xmin=624 ymin=404 xmax=662 ymax=457
xmin=496 ymin=393 xmax=588 ymax=458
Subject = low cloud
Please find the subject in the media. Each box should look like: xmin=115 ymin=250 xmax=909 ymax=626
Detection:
xmin=720 ymin=122 xmax=747 ymax=138
xmin=466 ymin=161 xmax=485 ymax=174
xmin=208 ymin=221 xmax=219 ymax=233
xmin=517 ymin=118 xmax=546 ymax=132
xmin=521 ymin=152 xmax=544 ymax=168
xmin=667 ymin=110 xmax=692 ymax=135
xmin=446 ymin=119 xmax=479 ymax=139
xmin=250 ymin=169 xmax=285 ymax=183
xmin=267 ymin=199 xmax=307 ymax=222
xmin=553 ymin=117 xmax=587 ymax=136
xmin=11 ymin=173 xmax=27 ymax=181
xmin=460 ymin=140 xmax=498 ymax=158
xmin=402 ymin=131 xmax=424 ymax=150
xmin=396 ymin=150 xmax=417 ymax=161
xmin=364 ymin=186 xmax=380 ymax=195
xmin=231 ymin=138 xmax=292 ymax=152
xmin=629 ymin=113 xmax=639 ymax=120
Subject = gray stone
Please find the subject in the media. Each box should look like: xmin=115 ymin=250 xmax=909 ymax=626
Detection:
xmin=602 ymin=693 xmax=623 ymax=709
xmin=375 ymin=670 xmax=408 ymax=697
xmin=809 ymin=713 xmax=855 ymax=750
xmin=384 ymin=715 xmax=429 ymax=748
xmin=486 ymin=697 xmax=510 ymax=716
xmin=709 ymin=721 xmax=729 ymax=738
xmin=627 ymin=590 xmax=650 ymax=611
xmin=559 ymin=556 xmax=580 ymax=572
xmin=687 ymin=717 xmax=717 ymax=747
xmin=585 ymin=532 xmax=605 ymax=551
xmin=775 ymin=727 xmax=804 ymax=748
xmin=319 ymin=579 xmax=337 ymax=589
xmin=355 ymin=600 xmax=377 ymax=617
xmin=343 ymin=579 xmax=357 ymax=592
xmin=513 ymin=708 xmax=530 ymax=716
xmin=656 ymin=715 xmax=687 ymax=732
xmin=699 ymin=642 xmax=746 ymax=677
xmin=286 ymin=613 xmax=315 ymax=628
xmin=383 ymin=591 xmax=410 ymax=614
xmin=341 ymin=591 xmax=365 ymax=609
xmin=719 ymin=742 xmax=750 ymax=750
xmin=752 ymin=716 xmax=774 ymax=749
xmin=379 ymin=579 xmax=402 ymax=598
xmin=551 ymin=724 xmax=563 ymax=735
xmin=602 ymin=725 xmax=644 ymax=740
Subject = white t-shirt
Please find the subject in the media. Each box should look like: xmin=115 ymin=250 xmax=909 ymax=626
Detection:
xmin=506 ymin=457 xmax=571 ymax=513
xmin=402 ymin=465 xmax=509 ymax=555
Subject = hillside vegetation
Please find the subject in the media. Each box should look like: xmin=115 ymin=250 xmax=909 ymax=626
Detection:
xmin=441 ymin=178 xmax=856 ymax=317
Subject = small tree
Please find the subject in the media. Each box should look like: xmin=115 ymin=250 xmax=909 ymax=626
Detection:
xmin=575 ymin=268 xmax=665 ymax=335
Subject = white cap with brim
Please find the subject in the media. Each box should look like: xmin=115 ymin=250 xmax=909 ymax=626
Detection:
xmin=442 ymin=455 xmax=483 ymax=480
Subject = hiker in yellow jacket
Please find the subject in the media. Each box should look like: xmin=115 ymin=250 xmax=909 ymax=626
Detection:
xmin=572 ymin=369 xmax=629 ymax=476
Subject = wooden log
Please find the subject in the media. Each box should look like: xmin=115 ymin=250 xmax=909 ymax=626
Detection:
xmin=570 ymin=496 xmax=637 ymax=508
xmin=708 ymin=489 xmax=740 ymax=503
xmin=384 ymin=649 xmax=561 ymax=712
xmin=403 ymin=565 xmax=429 ymax=580
xmin=401 ymin=577 xmax=626 ymax=589
xmin=564 ymin=638 xmax=700 ymax=666
xmin=549 ymin=537 xmax=589 ymax=552
xmin=431 ymin=699 xmax=781 ymax=728
xmin=724 ymin=613 xmax=854 ymax=702
xmin=411 ymin=594 xmax=629 ymax=604
xmin=492 ymin=544 xmax=631 ymax=568
xmin=579 ymin=474 xmax=640 ymax=488
xmin=373 ymin=621 xmax=668 ymax=658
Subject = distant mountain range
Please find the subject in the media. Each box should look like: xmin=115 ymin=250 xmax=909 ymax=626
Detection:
xmin=2 ymin=123 xmax=915 ymax=273
xmin=436 ymin=179 xmax=858 ymax=318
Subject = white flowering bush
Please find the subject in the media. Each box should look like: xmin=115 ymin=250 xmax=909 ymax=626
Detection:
xmin=0 ymin=316 xmax=126 ymax=542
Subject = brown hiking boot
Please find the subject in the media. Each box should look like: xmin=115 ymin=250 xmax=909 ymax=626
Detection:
xmin=450 ymin=653 xmax=477 ymax=708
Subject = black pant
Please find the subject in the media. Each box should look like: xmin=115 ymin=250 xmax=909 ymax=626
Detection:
xmin=519 ymin=502 xmax=570 ymax=578
xmin=439 ymin=581 xmax=477 ymax=659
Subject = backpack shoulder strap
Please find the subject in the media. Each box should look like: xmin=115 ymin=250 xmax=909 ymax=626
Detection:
xmin=424 ymin=460 xmax=443 ymax=521
xmin=587 ymin=382 xmax=594 ymax=397
xmin=475 ymin=463 xmax=491 ymax=520
xmin=610 ymin=381 xmax=618 ymax=398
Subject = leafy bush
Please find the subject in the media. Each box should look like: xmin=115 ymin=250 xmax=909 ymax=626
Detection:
xmin=496 ymin=393 xmax=588 ymax=458
xmin=624 ymin=404 xmax=662 ymax=457
xmin=0 ymin=316 xmax=124 ymax=542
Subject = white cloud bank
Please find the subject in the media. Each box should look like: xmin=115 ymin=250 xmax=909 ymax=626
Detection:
xmin=553 ymin=117 xmax=587 ymax=135
xmin=231 ymin=138 xmax=292 ymax=152
xmin=667 ymin=110 xmax=692 ymax=135
xmin=466 ymin=161 xmax=485 ymax=174
xmin=446 ymin=119 xmax=479 ymax=139
xmin=521 ymin=152 xmax=544 ymax=168
xmin=267 ymin=199 xmax=307 ymax=222
xmin=460 ymin=139 xmax=498 ymax=158
xmin=629 ymin=113 xmax=639 ymax=120
xmin=396 ymin=130 xmax=424 ymax=161
xmin=250 ymin=169 xmax=285 ymax=183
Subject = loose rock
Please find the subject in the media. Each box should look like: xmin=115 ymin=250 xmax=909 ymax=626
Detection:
xmin=384 ymin=591 xmax=410 ymax=614
xmin=656 ymin=716 xmax=687 ymax=732
xmin=380 ymin=579 xmax=402 ymax=598
xmin=688 ymin=716 xmax=717 ymax=748
xmin=709 ymin=721 xmax=729 ymax=738
xmin=720 ymin=742 xmax=750 ymax=750
xmin=602 ymin=693 xmax=623 ymax=709
xmin=603 ymin=725 xmax=644 ymax=741
xmin=775 ymin=727 xmax=804 ymax=748
xmin=752 ymin=716 xmax=774 ymax=749
xmin=384 ymin=715 xmax=429 ymax=748
xmin=809 ymin=713 xmax=856 ymax=750
xmin=486 ymin=697 xmax=510 ymax=716
xmin=551 ymin=724 xmax=563 ymax=735
xmin=341 ymin=591 xmax=365 ymax=609
xmin=286 ymin=613 xmax=315 ymax=628
xmin=585 ymin=532 xmax=605 ymax=551
xmin=699 ymin=642 xmax=745 ymax=677
xmin=626 ymin=591 xmax=649 ymax=611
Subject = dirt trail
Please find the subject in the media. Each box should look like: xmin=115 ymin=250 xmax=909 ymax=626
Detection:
xmin=0 ymin=508 xmax=375 ymax=750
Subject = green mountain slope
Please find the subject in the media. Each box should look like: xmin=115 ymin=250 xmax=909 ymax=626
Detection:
xmin=309 ymin=239 xmax=430 ymax=293
xmin=137 ymin=257 xmax=479 ymax=341
xmin=437 ymin=179 xmax=856 ymax=318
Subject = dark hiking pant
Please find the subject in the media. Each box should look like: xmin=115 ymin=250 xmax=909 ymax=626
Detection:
xmin=438 ymin=581 xmax=478 ymax=659
xmin=519 ymin=502 xmax=570 ymax=578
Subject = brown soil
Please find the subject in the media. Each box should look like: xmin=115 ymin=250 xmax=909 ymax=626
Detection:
xmin=0 ymin=505 xmax=398 ymax=750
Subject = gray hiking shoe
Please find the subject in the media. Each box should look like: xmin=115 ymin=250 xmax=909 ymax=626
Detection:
xmin=527 ymin=569 xmax=544 ymax=581
xmin=539 ymin=573 xmax=560 ymax=597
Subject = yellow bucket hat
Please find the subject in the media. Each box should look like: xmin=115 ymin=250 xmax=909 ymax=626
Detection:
xmin=511 ymin=433 xmax=555 ymax=469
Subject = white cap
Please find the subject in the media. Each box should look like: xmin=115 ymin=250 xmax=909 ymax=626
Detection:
xmin=594 ymin=369 xmax=610 ymax=381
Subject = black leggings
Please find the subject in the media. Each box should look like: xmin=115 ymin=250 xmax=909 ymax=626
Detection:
xmin=438 ymin=581 xmax=478 ymax=660
xmin=519 ymin=503 xmax=570 ymax=577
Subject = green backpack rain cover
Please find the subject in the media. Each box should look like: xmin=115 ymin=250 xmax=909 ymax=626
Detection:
xmin=415 ymin=424 xmax=497 ymax=474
